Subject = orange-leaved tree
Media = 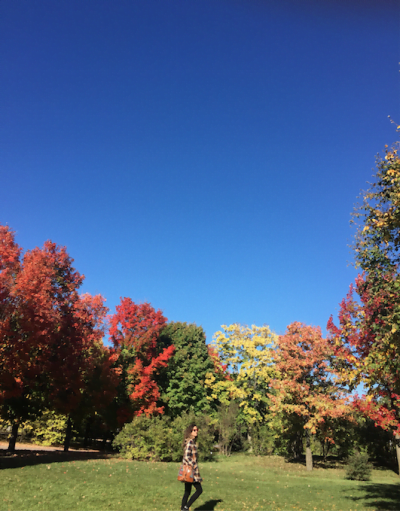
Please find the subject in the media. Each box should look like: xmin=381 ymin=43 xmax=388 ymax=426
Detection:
xmin=269 ymin=322 xmax=351 ymax=470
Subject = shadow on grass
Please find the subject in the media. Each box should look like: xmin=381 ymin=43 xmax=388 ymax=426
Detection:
xmin=345 ymin=483 xmax=400 ymax=511
xmin=285 ymin=455 xmax=398 ymax=473
xmin=284 ymin=455 xmax=346 ymax=470
xmin=0 ymin=448 xmax=112 ymax=470
xmin=194 ymin=499 xmax=223 ymax=510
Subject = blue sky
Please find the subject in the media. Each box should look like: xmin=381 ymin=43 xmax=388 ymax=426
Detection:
xmin=1 ymin=0 xmax=399 ymax=342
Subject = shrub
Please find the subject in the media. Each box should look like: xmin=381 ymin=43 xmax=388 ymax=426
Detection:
xmin=112 ymin=412 xmax=215 ymax=462
xmin=215 ymin=402 xmax=240 ymax=456
xmin=251 ymin=424 xmax=275 ymax=456
xmin=23 ymin=411 xmax=77 ymax=446
xmin=345 ymin=451 xmax=372 ymax=481
xmin=112 ymin=415 xmax=163 ymax=460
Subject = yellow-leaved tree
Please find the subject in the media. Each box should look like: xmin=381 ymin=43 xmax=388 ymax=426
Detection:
xmin=205 ymin=324 xmax=279 ymax=426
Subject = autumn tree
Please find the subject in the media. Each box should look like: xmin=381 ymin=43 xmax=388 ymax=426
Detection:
xmin=352 ymin=139 xmax=400 ymax=272
xmin=155 ymin=322 xmax=220 ymax=418
xmin=0 ymin=225 xmax=110 ymax=451
xmin=270 ymin=322 xmax=350 ymax=471
xmin=109 ymin=298 xmax=174 ymax=423
xmin=70 ymin=338 xmax=119 ymax=449
xmin=206 ymin=324 xmax=278 ymax=426
xmin=327 ymin=275 xmax=400 ymax=472
xmin=55 ymin=292 xmax=112 ymax=451
xmin=0 ymin=226 xmax=22 ymax=405
xmin=328 ymin=137 xmax=400 ymax=473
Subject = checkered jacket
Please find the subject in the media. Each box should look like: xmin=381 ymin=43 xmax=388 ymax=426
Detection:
xmin=182 ymin=439 xmax=203 ymax=483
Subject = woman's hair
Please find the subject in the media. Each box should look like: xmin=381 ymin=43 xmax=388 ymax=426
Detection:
xmin=182 ymin=423 xmax=197 ymax=449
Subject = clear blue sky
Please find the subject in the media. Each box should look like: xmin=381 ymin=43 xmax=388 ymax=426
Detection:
xmin=1 ymin=0 xmax=399 ymax=342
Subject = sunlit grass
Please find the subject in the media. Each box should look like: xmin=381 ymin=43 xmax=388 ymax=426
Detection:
xmin=0 ymin=453 xmax=399 ymax=510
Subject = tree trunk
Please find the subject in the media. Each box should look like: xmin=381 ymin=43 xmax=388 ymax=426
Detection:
xmin=7 ymin=422 xmax=19 ymax=452
xmin=83 ymin=418 xmax=91 ymax=448
xmin=322 ymin=440 xmax=330 ymax=462
xmin=306 ymin=430 xmax=313 ymax=471
xmin=64 ymin=416 xmax=72 ymax=453
xmin=247 ymin=432 xmax=253 ymax=453
xmin=395 ymin=433 xmax=400 ymax=476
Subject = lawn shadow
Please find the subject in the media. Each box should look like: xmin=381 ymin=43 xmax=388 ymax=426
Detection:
xmin=285 ymin=454 xmax=348 ymax=470
xmin=0 ymin=448 xmax=112 ymax=470
xmin=283 ymin=454 xmax=398 ymax=472
xmin=194 ymin=499 xmax=223 ymax=510
xmin=345 ymin=483 xmax=400 ymax=511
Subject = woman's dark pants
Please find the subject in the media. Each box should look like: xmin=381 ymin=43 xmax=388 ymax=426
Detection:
xmin=181 ymin=482 xmax=203 ymax=509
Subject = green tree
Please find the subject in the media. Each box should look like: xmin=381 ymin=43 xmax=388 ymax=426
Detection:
xmin=156 ymin=322 xmax=217 ymax=418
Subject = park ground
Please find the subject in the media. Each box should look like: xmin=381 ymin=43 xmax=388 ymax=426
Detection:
xmin=0 ymin=445 xmax=399 ymax=511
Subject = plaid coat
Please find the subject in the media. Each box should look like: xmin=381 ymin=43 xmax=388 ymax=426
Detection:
xmin=182 ymin=439 xmax=203 ymax=483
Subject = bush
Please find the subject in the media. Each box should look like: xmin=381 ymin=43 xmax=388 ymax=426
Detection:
xmin=216 ymin=402 xmax=240 ymax=456
xmin=112 ymin=415 xmax=167 ymax=461
xmin=345 ymin=451 xmax=372 ymax=481
xmin=23 ymin=411 xmax=77 ymax=446
xmin=112 ymin=412 xmax=215 ymax=462
xmin=251 ymin=424 xmax=275 ymax=456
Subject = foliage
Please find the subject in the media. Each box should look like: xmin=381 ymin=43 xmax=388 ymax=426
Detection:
xmin=109 ymin=298 xmax=173 ymax=422
xmin=156 ymin=322 xmax=219 ymax=418
xmin=112 ymin=411 xmax=215 ymax=462
xmin=352 ymin=140 xmax=400 ymax=272
xmin=206 ymin=324 xmax=278 ymax=425
xmin=268 ymin=411 xmax=304 ymax=458
xmin=314 ymin=413 xmax=358 ymax=460
xmin=327 ymin=138 xmax=400 ymax=474
xmin=0 ymin=225 xmax=110 ymax=450
xmin=207 ymin=345 xmax=230 ymax=378
xmin=270 ymin=322 xmax=351 ymax=469
xmin=68 ymin=340 xmax=119 ymax=437
xmin=215 ymin=402 xmax=241 ymax=456
xmin=270 ymin=323 xmax=350 ymax=436
xmin=23 ymin=410 xmax=79 ymax=446
xmin=328 ymin=274 xmax=400 ymax=432
xmin=250 ymin=423 xmax=275 ymax=456
xmin=112 ymin=414 xmax=172 ymax=461
xmin=345 ymin=451 xmax=372 ymax=481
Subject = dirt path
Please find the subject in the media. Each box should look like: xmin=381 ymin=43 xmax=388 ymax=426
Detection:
xmin=0 ymin=441 xmax=113 ymax=469
xmin=0 ymin=441 xmax=99 ymax=452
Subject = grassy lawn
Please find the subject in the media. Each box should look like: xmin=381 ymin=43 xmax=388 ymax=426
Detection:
xmin=0 ymin=451 xmax=399 ymax=511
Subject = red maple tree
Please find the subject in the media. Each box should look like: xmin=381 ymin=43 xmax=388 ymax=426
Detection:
xmin=0 ymin=225 xmax=111 ymax=450
xmin=109 ymin=298 xmax=174 ymax=421
xmin=0 ymin=226 xmax=23 ymax=404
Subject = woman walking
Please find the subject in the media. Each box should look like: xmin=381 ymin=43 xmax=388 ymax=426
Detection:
xmin=180 ymin=424 xmax=203 ymax=511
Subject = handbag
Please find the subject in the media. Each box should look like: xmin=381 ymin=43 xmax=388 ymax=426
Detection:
xmin=178 ymin=463 xmax=194 ymax=483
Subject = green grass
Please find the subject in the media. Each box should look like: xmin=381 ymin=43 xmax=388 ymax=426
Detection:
xmin=0 ymin=452 xmax=399 ymax=511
